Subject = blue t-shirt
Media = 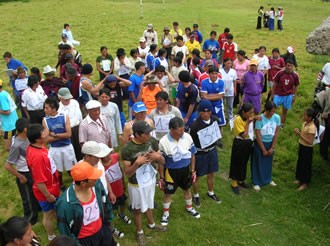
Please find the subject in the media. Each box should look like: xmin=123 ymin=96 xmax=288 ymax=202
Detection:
xmin=128 ymin=73 xmax=144 ymax=107
xmin=200 ymin=78 xmax=225 ymax=109
xmin=0 ymin=90 xmax=18 ymax=131
xmin=6 ymin=58 xmax=28 ymax=86
xmin=44 ymin=113 xmax=71 ymax=147
xmin=176 ymin=83 xmax=198 ymax=113
xmin=255 ymin=113 xmax=281 ymax=142
xmin=146 ymin=53 xmax=156 ymax=71
xmin=203 ymin=39 xmax=220 ymax=59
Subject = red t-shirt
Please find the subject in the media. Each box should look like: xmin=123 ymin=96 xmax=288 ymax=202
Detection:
xmin=222 ymin=42 xmax=237 ymax=61
xmin=274 ymin=70 xmax=300 ymax=96
xmin=218 ymin=33 xmax=228 ymax=50
xmin=26 ymin=145 xmax=60 ymax=201
xmin=268 ymin=56 xmax=285 ymax=81
xmin=104 ymin=153 xmax=124 ymax=198
xmin=78 ymin=191 xmax=102 ymax=239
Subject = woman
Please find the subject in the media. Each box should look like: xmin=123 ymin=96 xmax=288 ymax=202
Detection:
xmin=252 ymin=46 xmax=270 ymax=93
xmin=251 ymin=101 xmax=280 ymax=192
xmin=268 ymin=7 xmax=275 ymax=31
xmin=21 ymin=75 xmax=47 ymax=124
xmin=161 ymin=26 xmax=173 ymax=60
xmin=233 ymin=50 xmax=250 ymax=107
xmin=257 ymin=6 xmax=264 ymax=29
xmin=220 ymin=58 xmax=237 ymax=121
xmin=153 ymin=48 xmax=169 ymax=71
xmin=96 ymin=46 xmax=114 ymax=81
xmin=128 ymin=48 xmax=142 ymax=71
xmin=0 ymin=216 xmax=40 ymax=246
xmin=183 ymin=27 xmax=191 ymax=43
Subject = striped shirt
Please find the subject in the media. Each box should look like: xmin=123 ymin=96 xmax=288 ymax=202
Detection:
xmin=79 ymin=115 xmax=110 ymax=145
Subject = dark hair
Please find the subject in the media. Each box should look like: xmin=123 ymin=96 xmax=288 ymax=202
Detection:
xmin=130 ymin=48 xmax=138 ymax=57
xmin=100 ymin=46 xmax=107 ymax=52
xmin=176 ymin=35 xmax=183 ymax=42
xmin=155 ymin=65 xmax=165 ymax=73
xmin=264 ymin=101 xmax=275 ymax=112
xmin=223 ymin=58 xmax=233 ymax=64
xmin=178 ymin=70 xmax=190 ymax=82
xmin=27 ymin=124 xmax=44 ymax=144
xmin=74 ymin=179 xmax=88 ymax=186
xmin=30 ymin=67 xmax=41 ymax=82
xmin=227 ymin=34 xmax=233 ymax=40
xmin=99 ymin=87 xmax=111 ymax=97
xmin=254 ymin=48 xmax=260 ymax=53
xmin=64 ymin=23 xmax=70 ymax=29
xmin=15 ymin=118 xmax=30 ymax=133
xmin=27 ymin=75 xmax=39 ymax=88
xmin=210 ymin=31 xmax=217 ymax=36
xmin=185 ymin=27 xmax=191 ymax=32
xmin=0 ymin=216 xmax=29 ymax=245
xmin=176 ymin=51 xmax=184 ymax=60
xmin=116 ymin=48 xmax=125 ymax=58
xmin=204 ymin=49 xmax=212 ymax=54
xmin=49 ymin=235 xmax=77 ymax=246
xmin=135 ymin=61 xmax=145 ymax=71
xmin=173 ymin=21 xmax=179 ymax=26
xmin=3 ymin=51 xmax=12 ymax=58
xmin=173 ymin=56 xmax=182 ymax=65
xmin=305 ymin=107 xmax=319 ymax=130
xmin=224 ymin=27 xmax=230 ymax=33
xmin=237 ymin=50 xmax=246 ymax=57
xmin=238 ymin=103 xmax=254 ymax=118
xmin=62 ymin=44 xmax=72 ymax=50
xmin=258 ymin=6 xmax=264 ymax=11
xmin=192 ymin=49 xmax=200 ymax=57
xmin=192 ymin=57 xmax=200 ymax=66
xmin=169 ymin=117 xmax=184 ymax=130
xmin=45 ymin=97 xmax=59 ymax=111
xmin=158 ymin=48 xmax=167 ymax=57
xmin=16 ymin=66 xmax=25 ymax=75
xmin=155 ymin=91 xmax=169 ymax=101
xmin=208 ymin=66 xmax=217 ymax=73
xmin=272 ymin=48 xmax=280 ymax=53
xmin=149 ymin=44 xmax=157 ymax=52
xmin=259 ymin=46 xmax=267 ymax=51
xmin=285 ymin=59 xmax=294 ymax=65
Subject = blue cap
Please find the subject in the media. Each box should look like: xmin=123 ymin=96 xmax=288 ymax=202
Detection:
xmin=132 ymin=102 xmax=147 ymax=113
xmin=105 ymin=75 xmax=117 ymax=83
xmin=198 ymin=99 xmax=213 ymax=112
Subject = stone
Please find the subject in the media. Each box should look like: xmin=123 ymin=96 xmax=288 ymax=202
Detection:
xmin=306 ymin=16 xmax=330 ymax=55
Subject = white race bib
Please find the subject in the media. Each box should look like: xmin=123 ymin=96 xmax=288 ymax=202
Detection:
xmin=248 ymin=122 xmax=255 ymax=140
xmin=260 ymin=122 xmax=276 ymax=137
xmin=105 ymin=162 xmax=122 ymax=183
xmin=82 ymin=195 xmax=100 ymax=226
xmin=154 ymin=115 xmax=174 ymax=133
xmin=102 ymin=60 xmax=111 ymax=72
xmin=136 ymin=164 xmax=157 ymax=188
xmin=197 ymin=121 xmax=222 ymax=149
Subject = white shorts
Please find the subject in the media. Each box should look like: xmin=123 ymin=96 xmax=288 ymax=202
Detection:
xmin=49 ymin=144 xmax=77 ymax=172
xmin=128 ymin=181 xmax=155 ymax=213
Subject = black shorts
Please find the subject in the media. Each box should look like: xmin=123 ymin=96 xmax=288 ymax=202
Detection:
xmin=112 ymin=194 xmax=127 ymax=210
xmin=3 ymin=129 xmax=16 ymax=139
xmin=164 ymin=166 xmax=191 ymax=194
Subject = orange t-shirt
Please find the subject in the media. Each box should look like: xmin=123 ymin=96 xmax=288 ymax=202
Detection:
xmin=142 ymin=85 xmax=162 ymax=114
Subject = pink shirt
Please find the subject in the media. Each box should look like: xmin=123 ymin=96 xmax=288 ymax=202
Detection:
xmin=233 ymin=59 xmax=250 ymax=80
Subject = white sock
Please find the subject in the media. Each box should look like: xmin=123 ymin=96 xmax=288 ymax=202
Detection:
xmin=208 ymin=191 xmax=214 ymax=196
xmin=193 ymin=193 xmax=199 ymax=198
xmin=148 ymin=223 xmax=155 ymax=228
xmin=137 ymin=230 xmax=144 ymax=235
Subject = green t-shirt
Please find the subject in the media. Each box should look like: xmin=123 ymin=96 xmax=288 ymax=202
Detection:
xmin=96 ymin=55 xmax=114 ymax=72
xmin=121 ymin=137 xmax=159 ymax=184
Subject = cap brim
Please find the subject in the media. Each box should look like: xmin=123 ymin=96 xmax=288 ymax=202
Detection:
xmin=88 ymin=167 xmax=103 ymax=180
xmin=143 ymin=126 xmax=155 ymax=133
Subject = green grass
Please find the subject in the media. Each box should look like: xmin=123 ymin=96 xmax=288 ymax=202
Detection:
xmin=0 ymin=0 xmax=330 ymax=245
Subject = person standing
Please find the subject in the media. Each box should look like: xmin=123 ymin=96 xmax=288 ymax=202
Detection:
xmin=217 ymin=27 xmax=230 ymax=64
xmin=128 ymin=61 xmax=145 ymax=119
xmin=96 ymin=46 xmax=114 ymax=81
xmin=203 ymin=31 xmax=220 ymax=60
xmin=277 ymin=7 xmax=284 ymax=31
xmin=159 ymin=117 xmax=200 ymax=226
xmin=62 ymin=23 xmax=80 ymax=46
xmin=192 ymin=24 xmax=203 ymax=44
xmin=222 ymin=34 xmax=238 ymax=62
xmin=267 ymin=48 xmax=285 ymax=101
xmin=233 ymin=50 xmax=250 ymax=107
xmin=256 ymin=6 xmax=264 ymax=29
xmin=251 ymin=101 xmax=280 ymax=192
xmin=252 ymin=46 xmax=270 ymax=93
xmin=268 ymin=7 xmax=275 ymax=31
xmin=143 ymin=24 xmax=158 ymax=46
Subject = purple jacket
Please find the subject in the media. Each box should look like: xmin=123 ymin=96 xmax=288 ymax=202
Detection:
xmin=241 ymin=70 xmax=264 ymax=96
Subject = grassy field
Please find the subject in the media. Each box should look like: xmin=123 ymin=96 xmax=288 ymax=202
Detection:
xmin=0 ymin=0 xmax=330 ymax=245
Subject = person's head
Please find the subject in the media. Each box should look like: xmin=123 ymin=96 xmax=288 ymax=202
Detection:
xmin=64 ymin=23 xmax=70 ymax=30
xmin=65 ymin=64 xmax=78 ymax=80
xmin=147 ymin=23 xmax=153 ymax=31
xmin=163 ymin=26 xmax=170 ymax=34
xmin=204 ymin=49 xmax=212 ymax=59
xmin=105 ymin=74 xmax=118 ymax=89
xmin=71 ymin=161 xmax=102 ymax=188
xmin=130 ymin=48 xmax=139 ymax=58
xmin=227 ymin=34 xmax=233 ymax=43
xmin=270 ymin=7 xmax=275 ymax=12
xmin=169 ymin=117 xmax=185 ymax=140
xmin=100 ymin=46 xmax=108 ymax=56
xmin=116 ymin=48 xmax=126 ymax=59
xmin=44 ymin=97 xmax=59 ymax=116
xmin=204 ymin=60 xmax=214 ymax=72
xmin=208 ymin=67 xmax=219 ymax=82
xmin=198 ymin=99 xmax=213 ymax=121
xmin=192 ymin=56 xmax=200 ymax=66
xmin=176 ymin=35 xmax=184 ymax=46
xmin=237 ymin=50 xmax=246 ymax=61
xmin=58 ymin=87 xmax=73 ymax=106
xmin=139 ymin=37 xmax=146 ymax=48
xmin=287 ymin=46 xmax=294 ymax=54
xmin=158 ymin=48 xmax=167 ymax=58
xmin=224 ymin=27 xmax=230 ymax=33
xmin=17 ymin=66 xmax=26 ymax=79
xmin=81 ymin=64 xmax=93 ymax=75
xmin=155 ymin=65 xmax=165 ymax=78
xmin=210 ymin=31 xmax=217 ymax=40
xmin=173 ymin=21 xmax=179 ymax=28
xmin=42 ymin=65 xmax=56 ymax=79
xmin=81 ymin=141 xmax=111 ymax=166
xmin=259 ymin=6 xmax=264 ymax=10
xmin=179 ymin=70 xmax=190 ymax=83
xmin=304 ymin=108 xmax=316 ymax=122
xmin=271 ymin=48 xmax=280 ymax=58
xmin=223 ymin=58 xmax=233 ymax=69
xmin=132 ymin=102 xmax=147 ymax=120
xmin=239 ymin=102 xmax=254 ymax=120
xmin=185 ymin=27 xmax=191 ymax=35
xmin=155 ymin=91 xmax=169 ymax=109
xmin=48 ymin=235 xmax=77 ymax=246
xmin=27 ymin=123 xmax=46 ymax=144
xmin=144 ymin=75 xmax=158 ymax=90
xmin=30 ymin=67 xmax=41 ymax=82
xmin=0 ymin=216 xmax=33 ymax=246
xmin=258 ymin=46 xmax=267 ymax=56
xmin=61 ymin=33 xmax=68 ymax=41
xmin=193 ymin=23 xmax=199 ymax=30
xmin=27 ymin=75 xmax=39 ymax=89
xmin=263 ymin=101 xmax=276 ymax=118
xmin=99 ymin=88 xmax=111 ymax=106
xmin=173 ymin=56 xmax=182 ymax=67
xmin=3 ymin=51 xmax=12 ymax=63
xmin=175 ymin=51 xmax=184 ymax=60
xmin=15 ymin=118 xmax=30 ymax=135
xmin=86 ymin=100 xmax=101 ymax=121
xmin=132 ymin=120 xmax=154 ymax=143
xmin=285 ymin=60 xmax=295 ymax=73
xmin=249 ymin=59 xmax=258 ymax=72
xmin=254 ymin=48 xmax=259 ymax=54
xmin=149 ymin=44 xmax=158 ymax=53
xmin=192 ymin=48 xmax=200 ymax=58
xmin=135 ymin=61 xmax=146 ymax=74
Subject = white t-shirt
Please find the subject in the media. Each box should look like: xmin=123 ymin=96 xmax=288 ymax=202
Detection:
xmin=58 ymin=99 xmax=82 ymax=127
xmin=220 ymin=68 xmax=238 ymax=97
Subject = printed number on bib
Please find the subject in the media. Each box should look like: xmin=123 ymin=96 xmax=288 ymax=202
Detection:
xmin=154 ymin=115 xmax=174 ymax=133
xmin=197 ymin=121 xmax=222 ymax=149
xmin=82 ymin=196 xmax=99 ymax=226
xmin=136 ymin=164 xmax=157 ymax=188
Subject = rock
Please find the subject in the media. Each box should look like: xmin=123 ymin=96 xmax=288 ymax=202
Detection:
xmin=306 ymin=16 xmax=330 ymax=55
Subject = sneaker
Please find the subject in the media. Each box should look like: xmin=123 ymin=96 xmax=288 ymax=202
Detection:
xmin=238 ymin=182 xmax=250 ymax=189
xmin=136 ymin=233 xmax=146 ymax=246
xmin=118 ymin=214 xmax=132 ymax=224
xmin=231 ymin=185 xmax=240 ymax=195
xmin=269 ymin=181 xmax=277 ymax=187
xmin=192 ymin=196 xmax=201 ymax=208
xmin=187 ymin=208 xmax=200 ymax=219
xmin=207 ymin=193 xmax=221 ymax=204
xmin=48 ymin=234 xmax=56 ymax=241
xmin=161 ymin=214 xmax=169 ymax=226
xmin=113 ymin=228 xmax=124 ymax=239
xmin=253 ymin=185 xmax=261 ymax=192
xmin=148 ymin=224 xmax=167 ymax=232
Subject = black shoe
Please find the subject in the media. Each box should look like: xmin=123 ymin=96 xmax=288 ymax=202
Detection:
xmin=192 ymin=197 xmax=201 ymax=208
xmin=238 ymin=182 xmax=250 ymax=189
xmin=207 ymin=193 xmax=221 ymax=204
xmin=231 ymin=186 xmax=240 ymax=195
xmin=216 ymin=139 xmax=223 ymax=149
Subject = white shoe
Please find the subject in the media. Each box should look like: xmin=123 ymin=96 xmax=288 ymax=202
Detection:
xmin=269 ymin=181 xmax=277 ymax=187
xmin=253 ymin=185 xmax=261 ymax=192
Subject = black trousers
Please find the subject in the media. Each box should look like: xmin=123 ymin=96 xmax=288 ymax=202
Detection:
xmin=71 ymin=125 xmax=82 ymax=161
xmin=320 ymin=117 xmax=330 ymax=159
xmin=296 ymin=144 xmax=313 ymax=184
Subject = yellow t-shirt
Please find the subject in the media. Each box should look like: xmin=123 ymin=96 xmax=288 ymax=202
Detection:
xmin=233 ymin=115 xmax=248 ymax=138
xmin=142 ymin=86 xmax=162 ymax=114
xmin=185 ymin=41 xmax=201 ymax=58
xmin=299 ymin=121 xmax=316 ymax=147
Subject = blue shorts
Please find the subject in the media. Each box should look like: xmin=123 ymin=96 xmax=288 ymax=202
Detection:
xmin=273 ymin=94 xmax=293 ymax=110
xmin=195 ymin=148 xmax=219 ymax=176
xmin=213 ymin=107 xmax=226 ymax=126
xmin=38 ymin=200 xmax=56 ymax=212
xmin=181 ymin=111 xmax=198 ymax=127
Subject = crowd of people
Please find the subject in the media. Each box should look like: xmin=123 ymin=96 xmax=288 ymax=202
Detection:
xmin=0 ymin=19 xmax=328 ymax=246
xmin=257 ymin=6 xmax=284 ymax=31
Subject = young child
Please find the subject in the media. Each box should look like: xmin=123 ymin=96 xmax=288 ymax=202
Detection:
xmin=294 ymin=108 xmax=317 ymax=191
